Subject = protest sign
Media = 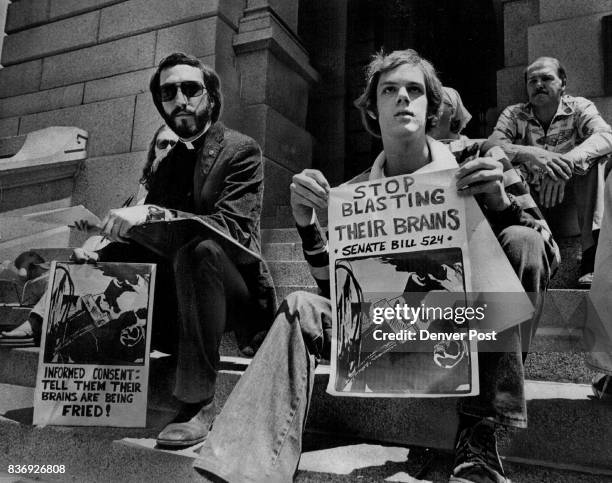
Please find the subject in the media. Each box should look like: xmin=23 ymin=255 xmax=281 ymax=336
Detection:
xmin=327 ymin=169 xmax=479 ymax=397
xmin=33 ymin=262 xmax=155 ymax=427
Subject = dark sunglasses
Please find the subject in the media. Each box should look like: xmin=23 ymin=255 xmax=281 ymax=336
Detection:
xmin=156 ymin=139 xmax=177 ymax=150
xmin=160 ymin=81 xmax=205 ymax=101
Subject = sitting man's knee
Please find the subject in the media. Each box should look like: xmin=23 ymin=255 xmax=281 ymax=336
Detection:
xmin=498 ymin=225 xmax=548 ymax=274
xmin=278 ymin=291 xmax=331 ymax=357
xmin=174 ymin=238 xmax=223 ymax=270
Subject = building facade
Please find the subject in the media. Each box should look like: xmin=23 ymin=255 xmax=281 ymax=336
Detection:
xmin=1 ymin=0 xmax=611 ymax=227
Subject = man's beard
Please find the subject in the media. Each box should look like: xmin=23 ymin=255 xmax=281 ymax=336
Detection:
xmin=168 ymin=107 xmax=211 ymax=138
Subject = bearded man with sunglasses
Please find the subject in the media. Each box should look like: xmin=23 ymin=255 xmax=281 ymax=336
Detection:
xmin=79 ymin=52 xmax=276 ymax=447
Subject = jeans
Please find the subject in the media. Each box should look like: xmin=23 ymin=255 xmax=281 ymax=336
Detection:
xmin=194 ymin=226 xmax=550 ymax=482
xmin=98 ymin=238 xmax=252 ymax=403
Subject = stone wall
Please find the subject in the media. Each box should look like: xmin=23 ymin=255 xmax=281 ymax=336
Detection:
xmin=498 ymin=0 xmax=612 ymax=116
xmin=0 ymin=0 xmax=317 ymax=224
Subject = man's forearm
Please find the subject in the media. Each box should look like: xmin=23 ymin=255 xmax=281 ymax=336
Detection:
xmin=486 ymin=132 xmax=545 ymax=164
xmin=563 ymin=131 xmax=612 ymax=175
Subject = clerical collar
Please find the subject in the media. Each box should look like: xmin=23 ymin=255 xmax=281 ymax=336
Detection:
xmin=179 ymin=121 xmax=211 ymax=150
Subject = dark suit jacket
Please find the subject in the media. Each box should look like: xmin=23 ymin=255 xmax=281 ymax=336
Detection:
xmin=105 ymin=122 xmax=276 ymax=342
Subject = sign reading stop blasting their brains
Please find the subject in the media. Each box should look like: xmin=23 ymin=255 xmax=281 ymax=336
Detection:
xmin=327 ymin=169 xmax=480 ymax=397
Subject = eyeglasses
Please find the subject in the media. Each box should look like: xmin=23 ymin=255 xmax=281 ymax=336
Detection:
xmin=160 ymin=81 xmax=205 ymax=101
xmin=156 ymin=138 xmax=177 ymax=150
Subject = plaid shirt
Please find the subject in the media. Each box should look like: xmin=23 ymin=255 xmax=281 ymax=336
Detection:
xmin=490 ymin=95 xmax=612 ymax=177
xmin=298 ymin=138 xmax=560 ymax=297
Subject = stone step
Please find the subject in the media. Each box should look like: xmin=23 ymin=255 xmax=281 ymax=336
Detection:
xmin=2 ymin=366 xmax=611 ymax=477
xmin=262 ymin=227 xmax=303 ymax=243
xmin=551 ymin=235 xmax=582 ymax=289
xmin=268 ymin=260 xmax=315 ymax=286
xmin=0 ymin=326 xmax=596 ymax=392
xmin=261 ymin=241 xmax=304 ymax=261
xmin=275 ymin=284 xmax=318 ymax=302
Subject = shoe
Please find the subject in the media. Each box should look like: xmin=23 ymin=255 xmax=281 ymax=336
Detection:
xmin=0 ymin=319 xmax=36 ymax=347
xmin=156 ymin=400 xmax=216 ymax=448
xmin=592 ymin=374 xmax=612 ymax=401
xmin=578 ymin=272 xmax=594 ymax=288
xmin=449 ymin=419 xmax=509 ymax=483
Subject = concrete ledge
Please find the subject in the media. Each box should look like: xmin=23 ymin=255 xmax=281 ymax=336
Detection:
xmin=0 ymin=118 xmax=21 ymax=138
xmin=0 ymin=127 xmax=88 ymax=213
xmin=18 ymin=98 xmax=134 ymax=158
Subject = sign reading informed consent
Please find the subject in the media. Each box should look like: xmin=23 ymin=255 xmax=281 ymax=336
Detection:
xmin=33 ymin=262 xmax=155 ymax=427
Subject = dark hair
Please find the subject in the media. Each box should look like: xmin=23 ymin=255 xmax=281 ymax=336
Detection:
xmin=140 ymin=124 xmax=171 ymax=190
xmin=354 ymin=49 xmax=443 ymax=137
xmin=524 ymin=56 xmax=567 ymax=86
xmin=14 ymin=250 xmax=45 ymax=269
xmin=150 ymin=52 xmax=222 ymax=124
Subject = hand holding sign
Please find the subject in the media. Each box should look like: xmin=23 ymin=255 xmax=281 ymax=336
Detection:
xmin=290 ymin=169 xmax=331 ymax=226
xmin=455 ymin=156 xmax=510 ymax=212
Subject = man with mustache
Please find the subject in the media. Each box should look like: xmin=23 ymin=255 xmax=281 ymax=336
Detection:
xmin=78 ymin=52 xmax=276 ymax=447
xmin=486 ymin=56 xmax=612 ymax=287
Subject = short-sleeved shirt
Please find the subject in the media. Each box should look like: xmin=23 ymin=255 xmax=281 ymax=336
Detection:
xmin=493 ymin=95 xmax=612 ymax=177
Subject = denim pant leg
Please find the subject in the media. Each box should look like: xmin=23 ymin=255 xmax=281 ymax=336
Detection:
xmin=173 ymin=238 xmax=251 ymax=403
xmin=194 ymin=291 xmax=331 ymax=483
xmin=458 ymin=225 xmax=550 ymax=428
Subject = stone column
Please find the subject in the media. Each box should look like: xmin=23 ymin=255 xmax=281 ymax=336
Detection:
xmin=233 ymin=0 xmax=319 ymax=226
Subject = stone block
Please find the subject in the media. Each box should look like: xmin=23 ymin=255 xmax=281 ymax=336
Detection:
xmin=238 ymin=50 xmax=310 ymax=126
xmin=83 ymin=68 xmax=156 ymax=103
xmin=72 ymin=151 xmax=147 ymax=218
xmin=234 ymin=12 xmax=318 ymax=86
xmin=309 ymin=97 xmax=345 ymax=185
xmin=0 ymin=118 xmax=20 ymax=138
xmin=496 ymin=65 xmax=526 ymax=110
xmin=40 ymin=32 xmax=156 ymax=90
xmin=262 ymin=157 xmax=293 ymax=214
xmin=592 ymin=96 xmax=612 ymax=124
xmin=131 ymin=92 xmax=166 ymax=153
xmin=19 ymin=97 xmax=135 ymax=158
xmin=212 ymin=24 xmax=241 ymax=129
xmin=241 ymin=104 xmax=312 ymax=173
xmin=539 ymin=0 xmax=612 ymax=23
xmin=49 ymin=0 xmax=124 ymax=20
xmin=154 ymin=17 xmax=218 ymax=64
xmin=5 ymin=0 xmax=49 ymax=33
xmin=2 ymin=12 xmax=99 ymax=66
xmin=528 ymin=14 xmax=608 ymax=98
xmin=0 ymin=84 xmax=84 ymax=119
xmin=503 ymin=0 xmax=539 ymax=67
xmin=0 ymin=60 xmax=42 ymax=98
xmin=247 ymin=0 xmax=299 ymax=33
xmin=98 ymin=0 xmax=243 ymax=42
